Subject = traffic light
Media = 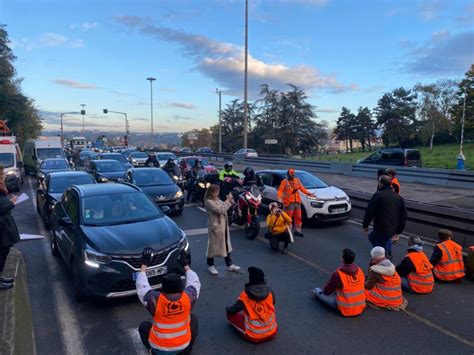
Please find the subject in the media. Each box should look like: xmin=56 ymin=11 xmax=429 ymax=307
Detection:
xmin=80 ymin=110 xmax=86 ymax=115
xmin=103 ymin=109 xmax=108 ymax=114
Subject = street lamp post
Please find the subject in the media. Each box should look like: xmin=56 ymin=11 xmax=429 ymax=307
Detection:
xmin=80 ymin=104 xmax=86 ymax=132
xmin=216 ymin=88 xmax=222 ymax=153
xmin=146 ymin=77 xmax=156 ymax=136
xmin=243 ymin=0 xmax=249 ymax=149
xmin=60 ymin=111 xmax=81 ymax=147
xmin=103 ymin=109 xmax=129 ymax=146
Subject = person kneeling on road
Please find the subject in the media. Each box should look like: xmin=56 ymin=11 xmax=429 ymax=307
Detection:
xmin=265 ymin=202 xmax=292 ymax=254
xmin=226 ymin=267 xmax=277 ymax=343
xmin=136 ymin=248 xmax=201 ymax=354
xmin=430 ymin=229 xmax=465 ymax=282
xmin=395 ymin=236 xmax=434 ymax=294
xmin=312 ymin=248 xmax=366 ymax=317
xmin=365 ymin=247 xmax=407 ymax=311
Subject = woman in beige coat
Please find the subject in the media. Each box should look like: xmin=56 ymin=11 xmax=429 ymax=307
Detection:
xmin=204 ymin=184 xmax=240 ymax=275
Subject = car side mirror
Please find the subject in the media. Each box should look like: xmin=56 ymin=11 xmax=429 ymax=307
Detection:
xmin=17 ymin=161 xmax=24 ymax=168
xmin=58 ymin=216 xmax=73 ymax=227
xmin=160 ymin=206 xmax=171 ymax=214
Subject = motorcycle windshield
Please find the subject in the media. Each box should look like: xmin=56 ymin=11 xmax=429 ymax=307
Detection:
xmin=250 ymin=185 xmax=260 ymax=197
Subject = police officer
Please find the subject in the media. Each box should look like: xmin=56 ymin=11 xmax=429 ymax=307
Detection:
xmin=219 ymin=162 xmax=239 ymax=181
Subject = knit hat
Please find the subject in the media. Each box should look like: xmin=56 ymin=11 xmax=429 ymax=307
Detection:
xmin=370 ymin=246 xmax=386 ymax=259
xmin=408 ymin=236 xmax=423 ymax=247
xmin=247 ymin=267 xmax=266 ymax=286
xmin=162 ymin=273 xmax=184 ymax=294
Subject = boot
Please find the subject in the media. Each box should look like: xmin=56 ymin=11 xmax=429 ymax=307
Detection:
xmin=0 ymin=277 xmax=13 ymax=284
xmin=0 ymin=281 xmax=13 ymax=290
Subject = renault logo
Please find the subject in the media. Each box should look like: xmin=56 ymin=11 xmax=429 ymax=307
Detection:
xmin=156 ymin=195 xmax=166 ymax=201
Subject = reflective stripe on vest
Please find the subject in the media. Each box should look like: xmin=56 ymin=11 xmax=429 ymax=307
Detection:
xmin=239 ymin=291 xmax=277 ymax=340
xmin=406 ymin=252 xmax=434 ymax=294
xmin=281 ymin=179 xmax=302 ymax=206
xmin=335 ymin=267 xmax=366 ymax=317
xmin=433 ymin=240 xmax=465 ymax=281
xmin=365 ymin=273 xmax=403 ymax=308
xmin=149 ymin=293 xmax=192 ymax=352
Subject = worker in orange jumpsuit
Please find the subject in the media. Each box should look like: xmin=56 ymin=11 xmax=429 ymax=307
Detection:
xmin=277 ymin=169 xmax=315 ymax=238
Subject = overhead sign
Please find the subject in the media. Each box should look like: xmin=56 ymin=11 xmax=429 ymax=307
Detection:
xmin=265 ymin=139 xmax=278 ymax=144
xmin=188 ymin=132 xmax=198 ymax=140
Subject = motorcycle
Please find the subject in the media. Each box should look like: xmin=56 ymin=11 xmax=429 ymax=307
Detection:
xmin=166 ymin=165 xmax=185 ymax=190
xmin=187 ymin=170 xmax=210 ymax=205
xmin=236 ymin=185 xmax=262 ymax=240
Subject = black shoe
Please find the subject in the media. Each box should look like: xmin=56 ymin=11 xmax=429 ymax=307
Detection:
xmin=295 ymin=231 xmax=304 ymax=238
xmin=281 ymin=248 xmax=288 ymax=255
xmin=0 ymin=277 xmax=13 ymax=284
xmin=0 ymin=281 xmax=13 ymax=290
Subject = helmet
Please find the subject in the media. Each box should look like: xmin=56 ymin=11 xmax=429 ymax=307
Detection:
xmin=243 ymin=166 xmax=254 ymax=178
xmin=224 ymin=162 xmax=233 ymax=172
xmin=167 ymin=157 xmax=175 ymax=164
xmin=195 ymin=159 xmax=203 ymax=167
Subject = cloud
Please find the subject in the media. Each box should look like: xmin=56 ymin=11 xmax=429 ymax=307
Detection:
xmin=132 ymin=117 xmax=149 ymax=121
xmin=165 ymin=102 xmax=196 ymax=110
xmin=115 ymin=16 xmax=355 ymax=96
xmin=280 ymin=0 xmax=328 ymax=5
xmin=39 ymin=32 xmax=84 ymax=48
xmin=455 ymin=3 xmax=474 ymax=24
xmin=53 ymin=79 xmax=98 ymax=89
xmin=419 ymin=1 xmax=441 ymax=21
xmin=109 ymin=90 xmax=136 ymax=97
xmin=171 ymin=115 xmax=193 ymax=120
xmin=70 ymin=22 xmax=98 ymax=31
xmin=404 ymin=31 xmax=474 ymax=75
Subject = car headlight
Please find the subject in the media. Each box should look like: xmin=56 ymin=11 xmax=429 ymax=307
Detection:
xmin=206 ymin=182 xmax=211 ymax=188
xmin=38 ymin=172 xmax=45 ymax=180
xmin=174 ymin=190 xmax=183 ymax=199
xmin=6 ymin=171 xmax=19 ymax=178
xmin=84 ymin=247 xmax=111 ymax=268
xmin=173 ymin=175 xmax=179 ymax=181
xmin=178 ymin=231 xmax=190 ymax=252
xmin=310 ymin=199 xmax=325 ymax=208
xmin=132 ymin=159 xmax=137 ymax=163
xmin=344 ymin=196 xmax=351 ymax=202
xmin=98 ymin=176 xmax=108 ymax=182
xmin=198 ymin=182 xmax=205 ymax=188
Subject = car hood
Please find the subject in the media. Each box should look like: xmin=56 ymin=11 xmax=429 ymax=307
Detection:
xmin=82 ymin=216 xmax=181 ymax=254
xmin=306 ymin=186 xmax=348 ymax=201
xmin=140 ymin=185 xmax=178 ymax=200
xmin=130 ymin=157 xmax=148 ymax=162
xmin=41 ymin=168 xmax=71 ymax=174
xmin=98 ymin=171 xmax=125 ymax=180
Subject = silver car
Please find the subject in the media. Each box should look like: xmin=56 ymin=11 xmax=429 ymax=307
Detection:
xmin=234 ymin=148 xmax=258 ymax=158
xmin=256 ymin=169 xmax=351 ymax=223
xmin=128 ymin=151 xmax=148 ymax=167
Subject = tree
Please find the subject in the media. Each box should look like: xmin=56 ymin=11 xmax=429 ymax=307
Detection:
xmin=375 ymin=87 xmax=418 ymax=147
xmin=451 ymin=64 xmax=474 ymax=143
xmin=335 ymin=107 xmax=356 ymax=152
xmin=353 ymin=107 xmax=375 ymax=151
xmin=0 ymin=25 xmax=42 ymax=145
xmin=181 ymin=128 xmax=211 ymax=150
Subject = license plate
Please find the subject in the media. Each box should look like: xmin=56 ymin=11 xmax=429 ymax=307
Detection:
xmin=133 ymin=266 xmax=167 ymax=280
xmin=333 ymin=208 xmax=346 ymax=214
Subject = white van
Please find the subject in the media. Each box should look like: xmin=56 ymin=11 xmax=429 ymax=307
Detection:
xmin=0 ymin=137 xmax=24 ymax=192
xmin=70 ymin=137 xmax=87 ymax=151
xmin=23 ymin=137 xmax=65 ymax=175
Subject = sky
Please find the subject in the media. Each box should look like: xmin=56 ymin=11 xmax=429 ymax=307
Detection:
xmin=1 ymin=0 xmax=473 ymax=134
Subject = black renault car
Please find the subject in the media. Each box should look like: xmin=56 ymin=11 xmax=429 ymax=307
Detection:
xmin=37 ymin=171 xmax=95 ymax=228
xmin=86 ymin=159 xmax=126 ymax=183
xmin=49 ymin=183 xmax=190 ymax=301
xmin=122 ymin=168 xmax=184 ymax=216
xmin=37 ymin=158 xmax=72 ymax=184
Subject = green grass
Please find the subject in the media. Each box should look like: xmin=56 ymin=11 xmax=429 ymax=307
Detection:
xmin=308 ymin=143 xmax=473 ymax=170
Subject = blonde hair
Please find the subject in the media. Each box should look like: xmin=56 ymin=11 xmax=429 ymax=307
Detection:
xmin=204 ymin=184 xmax=220 ymax=200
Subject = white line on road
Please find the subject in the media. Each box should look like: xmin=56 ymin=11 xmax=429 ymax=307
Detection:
xmin=27 ymin=178 xmax=87 ymax=355
xmin=197 ymin=206 xmax=206 ymax=213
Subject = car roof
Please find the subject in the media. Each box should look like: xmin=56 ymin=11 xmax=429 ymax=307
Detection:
xmin=129 ymin=167 xmax=166 ymax=173
xmin=256 ymin=169 xmax=306 ymax=176
xmin=47 ymin=171 xmax=91 ymax=178
xmin=73 ymin=183 xmax=140 ymax=197
xmin=41 ymin=158 xmax=66 ymax=161
xmin=91 ymin=159 xmax=120 ymax=164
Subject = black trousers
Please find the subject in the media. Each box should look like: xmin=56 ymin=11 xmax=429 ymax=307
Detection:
xmin=139 ymin=314 xmax=198 ymax=355
xmin=0 ymin=246 xmax=11 ymax=273
xmin=269 ymin=231 xmax=290 ymax=251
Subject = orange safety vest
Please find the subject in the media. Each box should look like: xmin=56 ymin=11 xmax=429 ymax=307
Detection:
xmin=149 ymin=293 xmax=192 ymax=352
xmin=391 ymin=177 xmax=400 ymax=194
xmin=365 ymin=272 xmax=403 ymax=308
xmin=278 ymin=178 xmax=309 ymax=207
xmin=406 ymin=252 xmax=434 ymax=294
xmin=238 ymin=290 xmax=277 ymax=340
xmin=335 ymin=267 xmax=366 ymax=317
xmin=433 ymin=240 xmax=465 ymax=281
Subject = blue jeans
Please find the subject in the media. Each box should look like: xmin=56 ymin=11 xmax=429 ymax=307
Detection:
xmin=312 ymin=288 xmax=338 ymax=310
xmin=401 ymin=277 xmax=411 ymax=292
xmin=368 ymin=231 xmax=392 ymax=258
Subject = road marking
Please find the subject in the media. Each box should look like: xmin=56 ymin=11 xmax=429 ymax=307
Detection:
xmin=197 ymin=206 xmax=206 ymax=213
xmin=128 ymin=328 xmax=148 ymax=355
xmin=27 ymin=177 xmax=87 ymax=355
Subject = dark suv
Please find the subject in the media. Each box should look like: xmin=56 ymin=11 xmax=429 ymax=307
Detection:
xmin=356 ymin=148 xmax=421 ymax=167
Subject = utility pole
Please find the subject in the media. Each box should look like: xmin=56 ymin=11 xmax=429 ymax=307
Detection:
xmin=103 ymin=109 xmax=129 ymax=146
xmin=80 ymin=104 xmax=86 ymax=132
xmin=243 ymin=0 xmax=248 ymax=149
xmin=147 ymin=77 xmax=156 ymax=136
xmin=216 ymin=88 xmax=222 ymax=153
xmin=60 ymin=111 xmax=80 ymax=147
xmin=460 ymin=86 xmax=467 ymax=155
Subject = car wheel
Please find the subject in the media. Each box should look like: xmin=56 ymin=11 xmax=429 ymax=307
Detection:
xmin=50 ymin=227 xmax=59 ymax=257
xmin=72 ymin=259 xmax=88 ymax=302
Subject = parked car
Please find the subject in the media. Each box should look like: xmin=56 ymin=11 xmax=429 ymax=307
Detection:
xmin=196 ymin=147 xmax=213 ymax=154
xmin=122 ymin=168 xmax=184 ymax=216
xmin=86 ymin=159 xmax=126 ymax=183
xmin=127 ymin=151 xmax=149 ymax=167
xmin=256 ymin=170 xmax=351 ymax=223
xmin=49 ymin=183 xmax=190 ymax=300
xmin=180 ymin=147 xmax=193 ymax=154
xmin=36 ymin=171 xmax=95 ymax=228
xmin=155 ymin=152 xmax=178 ymax=167
xmin=234 ymin=148 xmax=258 ymax=158
xmin=356 ymin=148 xmax=422 ymax=167
xmin=98 ymin=153 xmax=133 ymax=169
xmin=177 ymin=156 xmax=217 ymax=174
xmin=37 ymin=158 xmax=72 ymax=183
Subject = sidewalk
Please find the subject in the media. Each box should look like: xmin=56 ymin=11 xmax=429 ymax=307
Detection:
xmin=0 ymin=248 xmax=35 ymax=355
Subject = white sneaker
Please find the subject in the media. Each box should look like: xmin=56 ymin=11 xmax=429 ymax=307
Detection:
xmin=227 ymin=264 xmax=241 ymax=272
xmin=208 ymin=266 xmax=219 ymax=275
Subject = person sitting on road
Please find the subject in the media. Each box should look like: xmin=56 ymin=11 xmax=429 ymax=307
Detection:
xmin=396 ymin=236 xmax=434 ymax=294
xmin=219 ymin=162 xmax=240 ymax=181
xmin=312 ymin=248 xmax=366 ymax=317
xmin=265 ymin=202 xmax=292 ymax=254
xmin=226 ymin=267 xmax=277 ymax=344
xmin=430 ymin=229 xmax=465 ymax=282
xmin=385 ymin=168 xmax=400 ymax=194
xmin=145 ymin=153 xmax=160 ymax=168
xmin=136 ymin=247 xmax=200 ymax=355
xmin=365 ymin=247 xmax=407 ymax=311
xmin=242 ymin=167 xmax=264 ymax=189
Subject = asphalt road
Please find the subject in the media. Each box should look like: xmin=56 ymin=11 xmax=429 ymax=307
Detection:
xmin=13 ymin=176 xmax=474 ymax=354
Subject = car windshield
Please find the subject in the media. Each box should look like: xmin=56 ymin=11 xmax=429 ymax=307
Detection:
xmin=41 ymin=159 xmax=69 ymax=170
xmin=187 ymin=158 xmax=209 ymax=166
xmin=407 ymin=150 xmax=421 ymax=160
xmin=157 ymin=153 xmax=176 ymax=160
xmin=95 ymin=161 xmax=123 ymax=172
xmin=0 ymin=153 xmax=14 ymax=168
xmin=101 ymin=154 xmax=127 ymax=163
xmin=247 ymin=149 xmax=256 ymax=153
xmin=295 ymin=172 xmax=328 ymax=189
xmin=82 ymin=191 xmax=160 ymax=226
xmin=133 ymin=169 xmax=172 ymax=186
xmin=130 ymin=152 xmax=148 ymax=159
xmin=49 ymin=175 xmax=94 ymax=193
xmin=37 ymin=148 xmax=65 ymax=160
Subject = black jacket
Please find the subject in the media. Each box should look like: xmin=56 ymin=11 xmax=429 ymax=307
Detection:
xmin=396 ymin=250 xmax=418 ymax=277
xmin=226 ymin=283 xmax=276 ymax=314
xmin=0 ymin=192 xmax=20 ymax=247
xmin=243 ymin=175 xmax=264 ymax=189
xmin=363 ymin=186 xmax=407 ymax=238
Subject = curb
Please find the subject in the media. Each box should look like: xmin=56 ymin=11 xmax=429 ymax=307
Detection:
xmin=0 ymin=248 xmax=36 ymax=355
